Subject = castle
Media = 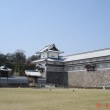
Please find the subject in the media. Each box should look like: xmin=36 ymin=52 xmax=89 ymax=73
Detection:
xmin=28 ymin=44 xmax=110 ymax=88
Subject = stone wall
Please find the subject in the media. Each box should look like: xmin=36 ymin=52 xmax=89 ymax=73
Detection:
xmin=68 ymin=69 xmax=110 ymax=88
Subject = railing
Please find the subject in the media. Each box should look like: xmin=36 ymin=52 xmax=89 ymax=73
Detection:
xmin=0 ymin=77 xmax=28 ymax=87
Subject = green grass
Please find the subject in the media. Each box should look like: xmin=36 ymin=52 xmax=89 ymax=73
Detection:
xmin=0 ymin=88 xmax=110 ymax=110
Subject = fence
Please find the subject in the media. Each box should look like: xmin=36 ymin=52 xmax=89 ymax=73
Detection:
xmin=0 ymin=76 xmax=29 ymax=87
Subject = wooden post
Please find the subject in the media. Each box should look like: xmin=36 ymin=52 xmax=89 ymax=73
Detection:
xmin=7 ymin=73 xmax=8 ymax=86
xmin=0 ymin=72 xmax=1 ymax=80
xmin=33 ymin=77 xmax=35 ymax=88
xmin=0 ymin=72 xmax=1 ymax=86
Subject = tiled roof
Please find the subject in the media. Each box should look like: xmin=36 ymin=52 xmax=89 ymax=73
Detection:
xmin=37 ymin=44 xmax=59 ymax=53
xmin=25 ymin=70 xmax=41 ymax=77
xmin=64 ymin=48 xmax=110 ymax=62
xmin=0 ymin=66 xmax=11 ymax=71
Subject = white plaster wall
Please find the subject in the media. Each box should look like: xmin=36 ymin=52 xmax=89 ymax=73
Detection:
xmin=49 ymin=52 xmax=58 ymax=58
xmin=41 ymin=52 xmax=47 ymax=58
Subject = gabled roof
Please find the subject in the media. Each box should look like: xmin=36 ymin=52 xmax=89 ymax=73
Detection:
xmin=25 ymin=70 xmax=41 ymax=77
xmin=37 ymin=44 xmax=59 ymax=53
xmin=0 ymin=66 xmax=11 ymax=71
xmin=64 ymin=48 xmax=110 ymax=62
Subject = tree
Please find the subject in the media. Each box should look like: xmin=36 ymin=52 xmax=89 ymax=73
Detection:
xmin=0 ymin=50 xmax=38 ymax=76
xmin=13 ymin=50 xmax=26 ymax=76
xmin=27 ymin=55 xmax=40 ymax=62
xmin=14 ymin=50 xmax=26 ymax=63
xmin=0 ymin=53 xmax=7 ymax=66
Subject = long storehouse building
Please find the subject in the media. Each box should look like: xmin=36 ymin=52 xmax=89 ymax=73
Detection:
xmin=31 ymin=44 xmax=110 ymax=88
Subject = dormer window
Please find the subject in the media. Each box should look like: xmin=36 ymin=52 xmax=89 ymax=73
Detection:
xmin=85 ymin=64 xmax=96 ymax=71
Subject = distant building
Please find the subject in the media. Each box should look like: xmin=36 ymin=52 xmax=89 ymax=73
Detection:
xmin=26 ymin=44 xmax=110 ymax=88
xmin=0 ymin=66 xmax=28 ymax=87
xmin=0 ymin=66 xmax=11 ymax=77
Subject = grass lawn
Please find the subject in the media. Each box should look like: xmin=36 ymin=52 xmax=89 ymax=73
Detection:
xmin=0 ymin=88 xmax=110 ymax=110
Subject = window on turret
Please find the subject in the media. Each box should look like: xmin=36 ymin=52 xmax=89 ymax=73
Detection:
xmin=48 ymin=52 xmax=58 ymax=59
xmin=41 ymin=52 xmax=47 ymax=59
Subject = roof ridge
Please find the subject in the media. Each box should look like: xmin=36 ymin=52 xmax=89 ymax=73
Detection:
xmin=45 ymin=44 xmax=54 ymax=47
xmin=35 ymin=44 xmax=56 ymax=54
xmin=64 ymin=48 xmax=110 ymax=57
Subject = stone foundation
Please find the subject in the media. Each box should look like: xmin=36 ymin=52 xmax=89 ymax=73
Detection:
xmin=68 ymin=69 xmax=110 ymax=88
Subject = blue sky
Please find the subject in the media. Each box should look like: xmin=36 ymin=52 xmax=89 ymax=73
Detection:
xmin=0 ymin=0 xmax=110 ymax=57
